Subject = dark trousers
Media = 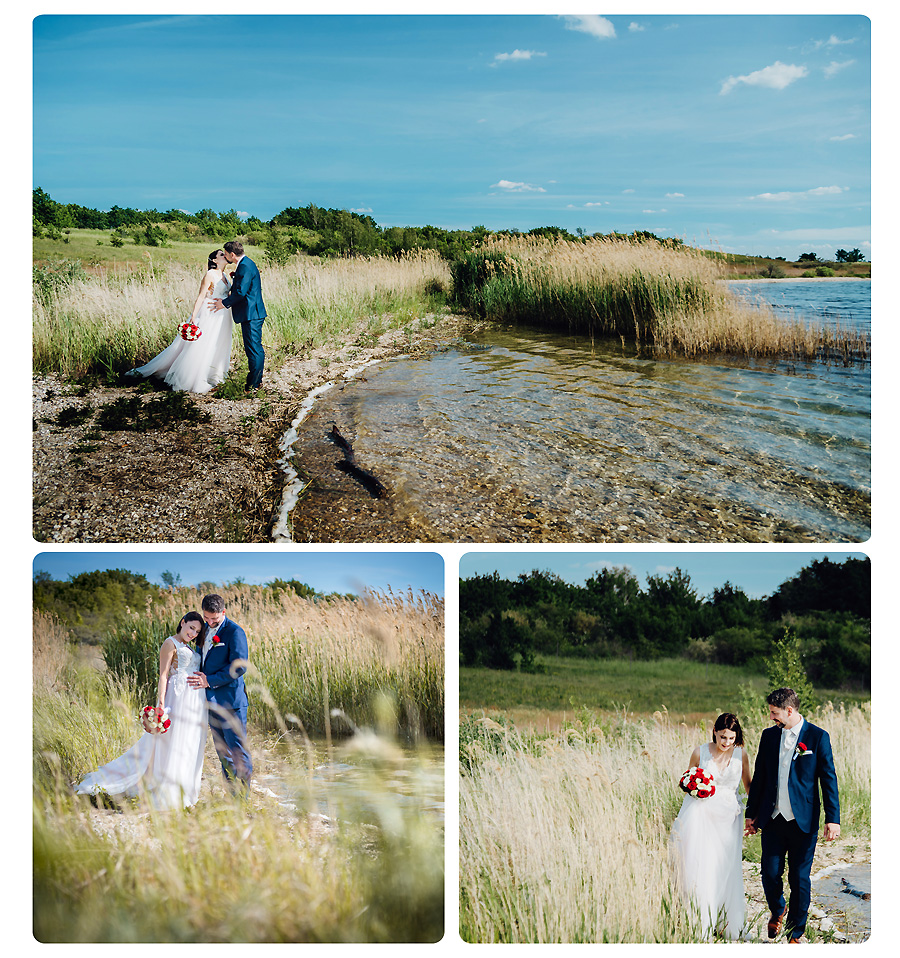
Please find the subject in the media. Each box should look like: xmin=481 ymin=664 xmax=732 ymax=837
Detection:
xmin=240 ymin=319 xmax=265 ymax=388
xmin=208 ymin=705 xmax=253 ymax=786
xmin=760 ymin=814 xmax=818 ymax=939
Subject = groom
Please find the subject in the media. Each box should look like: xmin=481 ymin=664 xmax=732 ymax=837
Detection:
xmin=212 ymin=240 xmax=266 ymax=391
xmin=188 ymin=593 xmax=253 ymax=791
xmin=744 ymin=688 xmax=840 ymax=943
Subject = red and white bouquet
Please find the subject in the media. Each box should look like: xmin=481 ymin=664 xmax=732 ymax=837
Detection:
xmin=178 ymin=321 xmax=202 ymax=341
xmin=141 ymin=705 xmax=171 ymax=734
xmin=679 ymin=765 xmax=715 ymax=799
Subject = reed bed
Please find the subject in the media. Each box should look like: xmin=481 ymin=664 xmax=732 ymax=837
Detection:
xmin=451 ymin=236 xmax=869 ymax=363
xmin=33 ymin=609 xmax=444 ymax=942
xmin=33 ymin=250 xmax=451 ymax=378
xmin=92 ymin=584 xmax=443 ymax=742
xmin=459 ymin=703 xmax=870 ymax=943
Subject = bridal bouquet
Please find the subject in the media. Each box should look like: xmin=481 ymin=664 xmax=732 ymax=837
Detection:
xmin=679 ymin=765 xmax=715 ymax=799
xmin=141 ymin=705 xmax=171 ymax=734
xmin=178 ymin=321 xmax=202 ymax=341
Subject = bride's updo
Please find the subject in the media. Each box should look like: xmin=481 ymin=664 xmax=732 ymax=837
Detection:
xmin=207 ymin=249 xmax=225 ymax=270
xmin=711 ymin=712 xmax=744 ymax=746
xmin=177 ymin=610 xmax=208 ymax=651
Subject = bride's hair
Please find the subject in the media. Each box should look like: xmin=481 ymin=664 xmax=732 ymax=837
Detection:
xmin=712 ymin=712 xmax=744 ymax=746
xmin=178 ymin=610 xmax=208 ymax=651
xmin=207 ymin=249 xmax=225 ymax=271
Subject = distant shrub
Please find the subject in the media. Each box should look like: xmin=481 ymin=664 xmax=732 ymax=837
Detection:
xmin=815 ymin=266 xmax=835 ymax=277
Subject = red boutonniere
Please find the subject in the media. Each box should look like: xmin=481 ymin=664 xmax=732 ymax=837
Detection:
xmin=212 ymin=634 xmax=222 ymax=645
xmin=794 ymin=741 xmax=811 ymax=759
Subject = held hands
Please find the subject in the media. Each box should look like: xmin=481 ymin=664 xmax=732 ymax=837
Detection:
xmin=824 ymin=823 xmax=841 ymax=842
xmin=744 ymin=818 xmax=758 ymax=837
xmin=187 ymin=671 xmax=209 ymax=689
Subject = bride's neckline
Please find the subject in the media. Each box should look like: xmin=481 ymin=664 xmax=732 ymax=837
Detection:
xmin=709 ymin=743 xmax=736 ymax=769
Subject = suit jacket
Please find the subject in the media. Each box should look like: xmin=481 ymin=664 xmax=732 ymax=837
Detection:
xmin=222 ymin=256 xmax=267 ymax=324
xmin=745 ymin=720 xmax=840 ymax=834
xmin=201 ymin=616 xmax=249 ymax=711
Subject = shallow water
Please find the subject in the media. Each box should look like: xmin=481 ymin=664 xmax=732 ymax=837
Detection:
xmin=256 ymin=740 xmax=444 ymax=824
xmin=289 ymin=281 xmax=870 ymax=543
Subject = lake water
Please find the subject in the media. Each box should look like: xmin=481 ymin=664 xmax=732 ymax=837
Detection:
xmin=286 ymin=280 xmax=870 ymax=543
xmin=255 ymin=739 xmax=445 ymax=826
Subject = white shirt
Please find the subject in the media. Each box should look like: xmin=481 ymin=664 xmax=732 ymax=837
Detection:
xmin=202 ymin=624 xmax=221 ymax=664
xmin=774 ymin=717 xmax=803 ymax=821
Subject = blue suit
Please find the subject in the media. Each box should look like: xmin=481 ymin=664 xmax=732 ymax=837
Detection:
xmin=201 ymin=616 xmax=253 ymax=785
xmin=746 ymin=720 xmax=840 ymax=939
xmin=222 ymin=255 xmax=266 ymax=388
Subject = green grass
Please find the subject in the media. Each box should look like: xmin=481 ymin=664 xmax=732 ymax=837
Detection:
xmin=460 ymin=655 xmax=870 ymax=719
xmin=34 ymin=229 xmax=226 ymax=270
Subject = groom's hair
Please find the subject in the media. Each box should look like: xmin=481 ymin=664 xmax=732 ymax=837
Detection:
xmin=201 ymin=593 xmax=226 ymax=613
xmin=767 ymin=688 xmax=800 ymax=710
xmin=224 ymin=240 xmax=244 ymax=256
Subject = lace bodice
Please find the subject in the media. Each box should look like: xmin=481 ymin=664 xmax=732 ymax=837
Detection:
xmin=205 ymin=275 xmax=231 ymax=300
xmin=699 ymin=742 xmax=744 ymax=802
xmin=168 ymin=639 xmax=201 ymax=695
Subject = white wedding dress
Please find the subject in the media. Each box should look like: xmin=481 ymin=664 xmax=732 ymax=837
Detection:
xmin=670 ymin=743 xmax=746 ymax=940
xmin=130 ymin=274 xmax=234 ymax=393
xmin=76 ymin=640 xmax=207 ymax=810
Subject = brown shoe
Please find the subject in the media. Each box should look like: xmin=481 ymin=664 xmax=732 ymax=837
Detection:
xmin=787 ymin=937 xmax=803 ymax=943
xmin=767 ymin=904 xmax=788 ymax=939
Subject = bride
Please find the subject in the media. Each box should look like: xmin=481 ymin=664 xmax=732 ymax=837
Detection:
xmin=670 ymin=712 xmax=752 ymax=940
xmin=75 ymin=613 xmax=208 ymax=810
xmin=128 ymin=250 xmax=234 ymax=393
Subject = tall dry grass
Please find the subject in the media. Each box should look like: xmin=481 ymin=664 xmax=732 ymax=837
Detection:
xmin=459 ymin=704 xmax=870 ymax=943
xmin=451 ymin=236 xmax=869 ymax=363
xmin=128 ymin=584 xmax=445 ymax=741
xmin=33 ymin=251 xmax=451 ymax=378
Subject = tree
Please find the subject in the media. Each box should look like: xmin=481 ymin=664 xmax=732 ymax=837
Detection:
xmin=798 ymin=252 xmax=818 ymax=262
xmin=765 ymin=626 xmax=815 ymax=713
xmin=835 ymin=248 xmax=865 ymax=263
xmin=160 ymin=570 xmax=182 ymax=590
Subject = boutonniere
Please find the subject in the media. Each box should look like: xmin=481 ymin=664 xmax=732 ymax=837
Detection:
xmin=212 ymin=634 xmax=222 ymax=645
xmin=793 ymin=741 xmax=811 ymax=760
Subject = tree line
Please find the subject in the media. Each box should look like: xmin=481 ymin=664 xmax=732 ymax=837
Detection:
xmin=459 ymin=557 xmax=870 ymax=689
xmin=33 ymin=187 xmax=687 ymax=261
xmin=33 ymin=568 xmax=351 ymax=644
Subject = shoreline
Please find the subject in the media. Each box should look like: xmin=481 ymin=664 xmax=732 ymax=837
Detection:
xmin=33 ymin=309 xmax=475 ymax=543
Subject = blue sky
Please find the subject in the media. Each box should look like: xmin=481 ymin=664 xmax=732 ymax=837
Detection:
xmin=459 ymin=550 xmax=867 ymax=600
xmin=32 ymin=12 xmax=871 ymax=259
xmin=33 ymin=550 xmax=445 ymax=596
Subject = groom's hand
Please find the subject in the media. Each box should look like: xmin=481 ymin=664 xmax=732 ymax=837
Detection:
xmin=824 ymin=823 xmax=841 ymax=841
xmin=187 ymin=671 xmax=209 ymax=689
xmin=211 ymin=299 xmax=225 ymax=311
xmin=744 ymin=818 xmax=758 ymax=836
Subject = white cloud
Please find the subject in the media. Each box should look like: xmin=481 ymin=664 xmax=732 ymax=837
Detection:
xmin=492 ymin=49 xmax=547 ymax=65
xmin=584 ymin=201 xmax=610 ymax=207
xmin=561 ymin=15 xmax=616 ymax=40
xmin=491 ymin=180 xmax=546 ymax=193
xmin=813 ymin=34 xmax=856 ymax=50
xmin=665 ymin=192 xmax=684 ymax=198
xmin=750 ymin=185 xmax=848 ymax=201
xmin=622 ymin=188 xmax=636 ymax=194
xmin=351 ymin=207 xmax=373 ymax=213
xmin=824 ymin=59 xmax=855 ymax=79
xmin=720 ymin=61 xmax=808 ymax=95
xmin=237 ymin=211 xmax=249 ymax=219
xmin=642 ymin=209 xmax=667 ymax=214
xmin=628 ymin=22 xmax=645 ymax=33
xmin=829 ymin=133 xmax=856 ymax=142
